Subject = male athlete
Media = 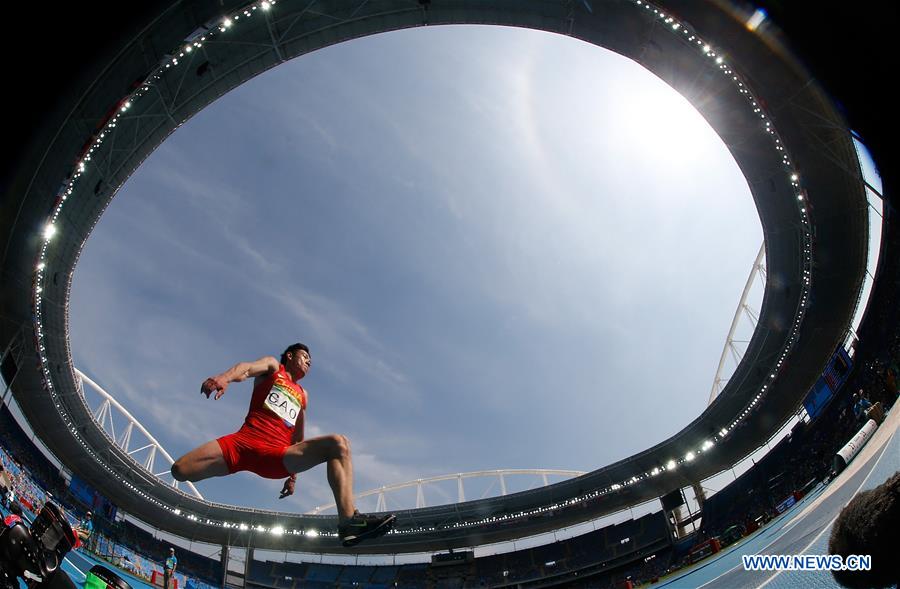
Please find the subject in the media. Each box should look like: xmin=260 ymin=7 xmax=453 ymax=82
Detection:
xmin=170 ymin=343 xmax=395 ymax=546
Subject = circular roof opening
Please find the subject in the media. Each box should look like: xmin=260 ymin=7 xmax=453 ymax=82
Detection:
xmin=70 ymin=26 xmax=760 ymax=513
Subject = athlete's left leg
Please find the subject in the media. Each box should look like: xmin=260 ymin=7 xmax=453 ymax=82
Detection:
xmin=171 ymin=440 xmax=230 ymax=482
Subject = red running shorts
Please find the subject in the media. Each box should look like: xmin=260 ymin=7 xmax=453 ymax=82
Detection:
xmin=216 ymin=430 xmax=290 ymax=479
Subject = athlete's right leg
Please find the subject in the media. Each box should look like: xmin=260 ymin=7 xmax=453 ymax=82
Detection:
xmin=171 ymin=440 xmax=230 ymax=482
xmin=282 ymin=435 xmax=355 ymax=519
xmin=283 ymin=435 xmax=395 ymax=546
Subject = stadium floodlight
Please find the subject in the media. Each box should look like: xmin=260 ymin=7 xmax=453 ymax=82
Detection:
xmin=651 ymin=467 xmax=660 ymax=476
xmin=239 ymin=523 xmax=248 ymax=531
xmin=685 ymin=452 xmax=695 ymax=462
xmin=702 ymin=440 xmax=714 ymax=451
xmin=173 ymin=508 xmax=181 ymax=515
xmin=261 ymin=1 xmax=271 ymax=9
xmin=666 ymin=460 xmax=677 ymax=470
xmin=43 ymin=223 xmax=57 ymax=240
xmin=305 ymin=529 xmax=318 ymax=538
xmin=270 ymin=525 xmax=284 ymax=536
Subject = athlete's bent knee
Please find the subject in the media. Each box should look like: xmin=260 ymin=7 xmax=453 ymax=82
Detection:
xmin=171 ymin=460 xmax=188 ymax=482
xmin=329 ymin=434 xmax=350 ymax=460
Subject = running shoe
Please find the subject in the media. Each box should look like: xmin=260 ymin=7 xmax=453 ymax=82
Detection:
xmin=338 ymin=511 xmax=396 ymax=547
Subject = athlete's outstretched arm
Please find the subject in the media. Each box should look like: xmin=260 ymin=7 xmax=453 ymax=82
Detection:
xmin=200 ymin=356 xmax=279 ymax=399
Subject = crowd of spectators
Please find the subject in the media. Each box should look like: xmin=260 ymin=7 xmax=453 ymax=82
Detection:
xmin=417 ymin=513 xmax=673 ymax=588
xmin=699 ymin=329 xmax=898 ymax=543
xmin=240 ymin=513 xmax=673 ymax=588
xmin=0 ymin=447 xmax=55 ymax=516
xmin=1 ymin=406 xmax=221 ymax=589
xmin=0 ymin=407 xmax=66 ymax=498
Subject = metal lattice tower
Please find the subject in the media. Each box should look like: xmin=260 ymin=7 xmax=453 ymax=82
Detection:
xmin=76 ymin=369 xmax=203 ymax=499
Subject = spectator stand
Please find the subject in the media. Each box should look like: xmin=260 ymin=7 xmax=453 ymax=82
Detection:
xmin=1 ymin=437 xmax=216 ymax=589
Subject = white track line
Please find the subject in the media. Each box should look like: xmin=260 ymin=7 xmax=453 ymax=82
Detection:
xmin=64 ymin=559 xmax=87 ymax=579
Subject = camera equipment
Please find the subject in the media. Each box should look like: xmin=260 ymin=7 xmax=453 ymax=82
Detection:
xmin=0 ymin=503 xmax=77 ymax=589
xmin=84 ymin=565 xmax=132 ymax=589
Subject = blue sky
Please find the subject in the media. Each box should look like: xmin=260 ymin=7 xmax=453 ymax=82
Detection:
xmin=69 ymin=25 xmax=760 ymax=515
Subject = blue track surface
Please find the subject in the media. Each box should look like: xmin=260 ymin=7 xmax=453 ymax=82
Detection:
xmin=59 ymin=549 xmax=158 ymax=589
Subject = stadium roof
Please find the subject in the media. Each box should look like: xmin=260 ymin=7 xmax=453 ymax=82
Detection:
xmin=0 ymin=0 xmax=876 ymax=553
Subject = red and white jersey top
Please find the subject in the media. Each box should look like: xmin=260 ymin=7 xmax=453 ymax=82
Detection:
xmin=241 ymin=364 xmax=307 ymax=446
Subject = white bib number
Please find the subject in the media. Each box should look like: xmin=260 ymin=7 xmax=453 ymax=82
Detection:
xmin=264 ymin=386 xmax=302 ymax=426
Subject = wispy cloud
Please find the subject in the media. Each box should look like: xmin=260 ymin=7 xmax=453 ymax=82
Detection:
xmin=263 ymin=286 xmax=420 ymax=408
xmin=72 ymin=313 xmax=245 ymax=450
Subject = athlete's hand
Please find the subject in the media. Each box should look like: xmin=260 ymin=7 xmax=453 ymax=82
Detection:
xmin=279 ymin=476 xmax=296 ymax=499
xmin=201 ymin=376 xmax=228 ymax=399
